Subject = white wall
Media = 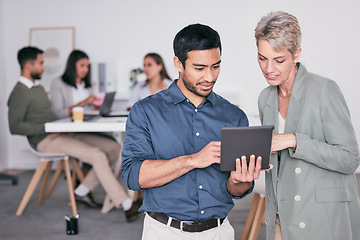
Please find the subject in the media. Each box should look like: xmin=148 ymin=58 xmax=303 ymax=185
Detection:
xmin=0 ymin=0 xmax=8 ymax=169
xmin=1 ymin=0 xmax=360 ymax=170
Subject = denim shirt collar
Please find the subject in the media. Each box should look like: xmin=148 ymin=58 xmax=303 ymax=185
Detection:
xmin=168 ymin=79 xmax=216 ymax=107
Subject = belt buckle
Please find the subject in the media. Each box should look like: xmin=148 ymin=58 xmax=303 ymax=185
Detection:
xmin=179 ymin=220 xmax=192 ymax=232
xmin=180 ymin=221 xmax=184 ymax=232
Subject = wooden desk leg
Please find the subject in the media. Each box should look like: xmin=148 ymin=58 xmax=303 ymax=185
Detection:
xmin=248 ymin=196 xmax=265 ymax=240
xmin=241 ymin=193 xmax=260 ymax=240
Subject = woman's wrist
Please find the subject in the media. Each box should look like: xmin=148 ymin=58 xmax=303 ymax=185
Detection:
xmin=292 ymin=133 xmax=297 ymax=152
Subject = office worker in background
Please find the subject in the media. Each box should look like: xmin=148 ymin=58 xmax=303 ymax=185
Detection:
xmin=122 ymin=24 xmax=265 ymax=239
xmin=255 ymin=11 xmax=360 ymax=240
xmin=126 ymin=53 xmax=172 ymax=111
xmin=8 ymin=46 xmax=141 ymax=222
xmin=51 ymin=49 xmax=98 ymax=119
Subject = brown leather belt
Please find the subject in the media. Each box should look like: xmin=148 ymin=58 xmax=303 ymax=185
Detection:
xmin=147 ymin=212 xmax=225 ymax=232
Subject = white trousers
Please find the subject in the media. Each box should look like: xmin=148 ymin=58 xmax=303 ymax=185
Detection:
xmin=142 ymin=213 xmax=235 ymax=240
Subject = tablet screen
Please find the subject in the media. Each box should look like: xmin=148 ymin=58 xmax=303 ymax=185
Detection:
xmin=220 ymin=125 xmax=274 ymax=171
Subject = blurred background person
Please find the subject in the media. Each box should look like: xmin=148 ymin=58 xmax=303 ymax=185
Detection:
xmin=51 ymin=49 xmax=99 ymax=119
xmin=8 ymin=46 xmax=141 ymax=221
xmin=255 ymin=11 xmax=360 ymax=240
xmin=126 ymin=53 xmax=172 ymax=111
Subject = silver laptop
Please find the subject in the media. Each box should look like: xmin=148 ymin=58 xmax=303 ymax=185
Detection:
xmin=84 ymin=91 xmax=128 ymax=119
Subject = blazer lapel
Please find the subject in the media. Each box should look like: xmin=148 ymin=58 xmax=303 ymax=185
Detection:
xmin=262 ymin=87 xmax=279 ymax=195
xmin=279 ymin=64 xmax=307 ymax=171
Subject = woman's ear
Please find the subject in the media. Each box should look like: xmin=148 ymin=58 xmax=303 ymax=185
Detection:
xmin=293 ymin=47 xmax=302 ymax=64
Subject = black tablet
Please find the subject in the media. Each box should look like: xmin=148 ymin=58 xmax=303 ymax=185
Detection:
xmin=220 ymin=125 xmax=274 ymax=171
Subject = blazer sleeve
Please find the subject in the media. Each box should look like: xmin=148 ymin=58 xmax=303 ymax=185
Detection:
xmin=50 ymin=78 xmax=70 ymax=119
xmin=291 ymin=81 xmax=360 ymax=174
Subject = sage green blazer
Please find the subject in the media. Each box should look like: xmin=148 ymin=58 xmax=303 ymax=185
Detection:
xmin=258 ymin=63 xmax=360 ymax=240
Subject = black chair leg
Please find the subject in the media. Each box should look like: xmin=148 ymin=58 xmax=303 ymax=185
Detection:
xmin=0 ymin=173 xmax=18 ymax=185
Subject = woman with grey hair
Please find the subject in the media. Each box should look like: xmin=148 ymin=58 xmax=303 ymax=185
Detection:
xmin=255 ymin=11 xmax=360 ymax=240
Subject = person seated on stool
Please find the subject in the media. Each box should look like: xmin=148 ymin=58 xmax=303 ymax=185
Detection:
xmin=121 ymin=24 xmax=272 ymax=239
xmin=8 ymin=46 xmax=141 ymax=222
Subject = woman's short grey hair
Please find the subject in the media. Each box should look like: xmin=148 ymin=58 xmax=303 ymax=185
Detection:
xmin=255 ymin=11 xmax=302 ymax=55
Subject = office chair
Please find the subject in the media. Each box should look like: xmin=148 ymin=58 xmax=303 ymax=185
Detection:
xmin=16 ymin=143 xmax=83 ymax=217
xmin=0 ymin=173 xmax=18 ymax=185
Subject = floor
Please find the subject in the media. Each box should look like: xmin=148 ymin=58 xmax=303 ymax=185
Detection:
xmin=0 ymin=169 xmax=265 ymax=240
xmin=1 ymin=169 xmax=359 ymax=240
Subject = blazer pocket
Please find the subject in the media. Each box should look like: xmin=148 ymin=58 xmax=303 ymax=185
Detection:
xmin=315 ymin=187 xmax=351 ymax=202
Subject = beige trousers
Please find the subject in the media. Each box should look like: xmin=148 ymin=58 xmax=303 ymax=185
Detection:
xmin=37 ymin=133 xmax=128 ymax=207
xmin=274 ymin=214 xmax=283 ymax=240
xmin=142 ymin=213 xmax=234 ymax=240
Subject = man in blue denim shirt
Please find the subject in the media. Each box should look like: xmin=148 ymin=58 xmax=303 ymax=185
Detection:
xmin=121 ymin=24 xmax=264 ymax=239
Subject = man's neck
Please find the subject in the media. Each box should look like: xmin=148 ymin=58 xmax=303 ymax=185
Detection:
xmin=176 ymin=79 xmax=205 ymax=107
xmin=21 ymin=73 xmax=34 ymax=83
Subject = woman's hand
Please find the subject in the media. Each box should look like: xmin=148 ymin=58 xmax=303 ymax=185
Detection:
xmin=271 ymin=133 xmax=296 ymax=152
xmin=68 ymin=95 xmax=97 ymax=116
xmin=83 ymin=95 xmax=96 ymax=106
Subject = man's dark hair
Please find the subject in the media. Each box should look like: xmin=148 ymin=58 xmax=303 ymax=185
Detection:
xmin=173 ymin=23 xmax=222 ymax=68
xmin=61 ymin=49 xmax=92 ymax=88
xmin=17 ymin=46 xmax=44 ymax=70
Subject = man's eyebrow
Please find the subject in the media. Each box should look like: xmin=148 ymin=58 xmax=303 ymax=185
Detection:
xmin=192 ymin=60 xmax=222 ymax=67
xmin=211 ymin=60 xmax=221 ymax=67
xmin=192 ymin=63 xmax=207 ymax=67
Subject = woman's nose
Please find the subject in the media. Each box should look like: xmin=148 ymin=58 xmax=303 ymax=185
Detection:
xmin=266 ymin=61 xmax=275 ymax=73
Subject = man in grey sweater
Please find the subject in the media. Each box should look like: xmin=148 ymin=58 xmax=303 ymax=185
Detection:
xmin=8 ymin=46 xmax=140 ymax=222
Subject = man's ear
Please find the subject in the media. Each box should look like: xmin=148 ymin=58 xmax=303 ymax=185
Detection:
xmin=22 ymin=61 xmax=32 ymax=74
xmin=173 ymin=56 xmax=184 ymax=73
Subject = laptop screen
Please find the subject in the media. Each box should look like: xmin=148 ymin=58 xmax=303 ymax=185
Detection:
xmin=99 ymin=91 xmax=116 ymax=115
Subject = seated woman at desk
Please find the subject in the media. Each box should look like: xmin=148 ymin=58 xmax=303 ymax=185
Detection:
xmin=126 ymin=53 xmax=172 ymax=111
xmin=49 ymin=50 xmax=142 ymax=219
xmin=51 ymin=49 xmax=98 ymax=119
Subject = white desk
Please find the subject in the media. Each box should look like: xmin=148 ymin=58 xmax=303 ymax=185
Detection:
xmin=45 ymin=116 xmax=131 ymax=213
xmin=45 ymin=117 xmax=127 ymax=133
